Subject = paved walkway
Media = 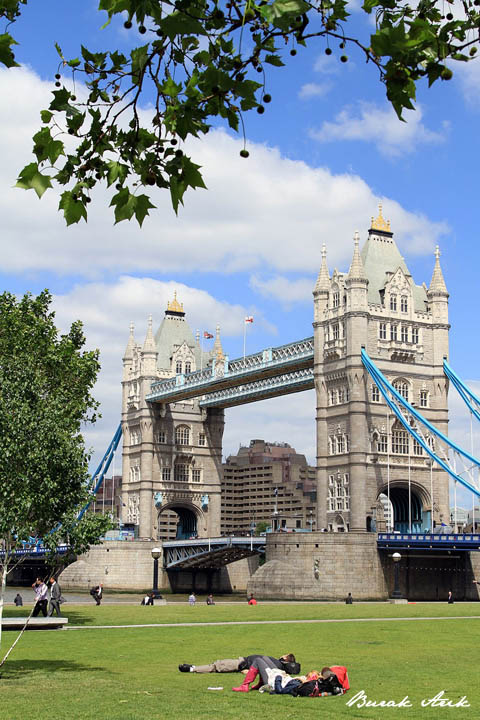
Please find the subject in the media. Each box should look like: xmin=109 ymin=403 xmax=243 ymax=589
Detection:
xmin=65 ymin=615 xmax=480 ymax=630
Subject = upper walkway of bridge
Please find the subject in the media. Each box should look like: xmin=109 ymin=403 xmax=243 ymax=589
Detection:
xmin=146 ymin=336 xmax=314 ymax=408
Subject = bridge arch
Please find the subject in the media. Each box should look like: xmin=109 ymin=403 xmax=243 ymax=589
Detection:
xmin=157 ymin=500 xmax=206 ymax=541
xmin=378 ymin=482 xmax=431 ymax=533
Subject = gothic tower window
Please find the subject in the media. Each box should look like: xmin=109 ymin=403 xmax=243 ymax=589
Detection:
xmin=174 ymin=463 xmax=189 ymax=482
xmin=332 ymin=291 xmax=340 ymax=308
xmin=391 ymin=423 xmax=408 ymax=454
xmin=390 ymin=324 xmax=397 ymax=341
xmin=333 ymin=323 xmax=339 ymax=340
xmin=420 ymin=390 xmax=428 ymax=408
xmin=192 ymin=468 xmax=202 ymax=483
xmin=401 ymin=325 xmax=408 ymax=342
xmin=185 ymin=361 xmax=191 ymax=374
xmin=371 ymin=384 xmax=380 ymax=402
xmin=378 ymin=433 xmax=388 ymax=453
xmin=175 ymin=425 xmax=190 ymax=445
xmin=390 ymin=294 xmax=397 ymax=311
xmin=162 ymin=467 xmax=171 ymax=482
xmin=379 ymin=322 xmax=387 ymax=340
xmin=401 ymin=296 xmax=408 ymax=313
xmin=176 ymin=360 xmax=183 ymax=374
xmin=412 ymin=327 xmax=419 ymax=344
xmin=198 ymin=432 xmax=206 ymax=446
xmin=393 ymin=379 xmax=409 ymax=402
xmin=412 ymin=438 xmax=423 ymax=456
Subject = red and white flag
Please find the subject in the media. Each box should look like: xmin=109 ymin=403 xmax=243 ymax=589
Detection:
xmin=244 ymin=316 xmax=254 ymax=324
xmin=203 ymin=331 xmax=214 ymax=339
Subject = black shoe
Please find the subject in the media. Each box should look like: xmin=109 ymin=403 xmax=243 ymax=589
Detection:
xmin=178 ymin=664 xmax=192 ymax=672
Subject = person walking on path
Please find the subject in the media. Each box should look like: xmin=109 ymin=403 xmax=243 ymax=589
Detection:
xmin=48 ymin=577 xmax=62 ymax=617
xmin=32 ymin=578 xmax=48 ymax=617
xmin=188 ymin=592 xmax=196 ymax=606
xmin=14 ymin=593 xmax=23 ymax=607
xmin=91 ymin=584 xmax=103 ymax=605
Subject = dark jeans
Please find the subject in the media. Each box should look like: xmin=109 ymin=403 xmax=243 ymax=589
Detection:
xmin=32 ymin=599 xmax=48 ymax=617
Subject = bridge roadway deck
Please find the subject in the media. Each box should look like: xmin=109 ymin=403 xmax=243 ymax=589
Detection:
xmin=377 ymin=532 xmax=480 ymax=551
xmin=163 ymin=536 xmax=266 ymax=570
xmin=146 ymin=336 xmax=314 ymax=407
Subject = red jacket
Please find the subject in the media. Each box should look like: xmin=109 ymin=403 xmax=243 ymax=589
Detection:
xmin=330 ymin=665 xmax=350 ymax=690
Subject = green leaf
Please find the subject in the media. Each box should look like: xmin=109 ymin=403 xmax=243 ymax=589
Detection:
xmin=160 ymin=12 xmax=208 ymax=40
xmin=264 ymin=54 xmax=285 ymax=67
xmin=162 ymin=77 xmax=182 ymax=98
xmin=134 ymin=194 xmax=156 ymax=226
xmin=15 ymin=163 xmax=53 ymax=198
xmin=131 ymin=45 xmax=149 ymax=84
xmin=40 ymin=110 xmax=53 ymax=124
xmin=32 ymin=127 xmax=65 ymax=165
xmin=67 ymin=58 xmax=81 ymax=68
xmin=106 ymin=161 xmax=129 ymax=187
xmin=59 ymin=191 xmax=88 ymax=225
xmin=110 ymin=187 xmax=135 ymax=223
xmin=0 ymin=32 xmax=20 ymax=68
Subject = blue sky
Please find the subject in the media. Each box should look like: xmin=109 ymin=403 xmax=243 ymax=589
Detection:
xmin=2 ymin=2 xmax=480 ymax=508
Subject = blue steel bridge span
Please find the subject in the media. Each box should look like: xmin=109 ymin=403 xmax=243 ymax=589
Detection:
xmin=162 ymin=537 xmax=266 ymax=570
xmin=146 ymin=336 xmax=314 ymax=408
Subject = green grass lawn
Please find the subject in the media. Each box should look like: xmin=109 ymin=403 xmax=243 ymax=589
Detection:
xmin=0 ymin=603 xmax=479 ymax=720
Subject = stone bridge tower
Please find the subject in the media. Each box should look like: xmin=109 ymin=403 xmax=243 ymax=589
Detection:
xmin=313 ymin=207 xmax=450 ymax=534
xmin=121 ymin=294 xmax=224 ymax=540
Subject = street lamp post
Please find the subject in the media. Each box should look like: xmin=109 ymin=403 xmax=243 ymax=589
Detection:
xmin=151 ymin=546 xmax=163 ymax=599
xmin=391 ymin=552 xmax=402 ymax=599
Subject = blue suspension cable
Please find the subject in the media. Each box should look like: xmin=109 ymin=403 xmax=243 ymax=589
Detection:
xmin=361 ymin=349 xmax=480 ymax=499
xmin=443 ymin=360 xmax=480 ymax=424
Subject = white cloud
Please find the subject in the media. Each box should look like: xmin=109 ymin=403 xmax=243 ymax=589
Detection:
xmin=310 ymin=103 xmax=446 ymax=157
xmin=0 ymin=67 xmax=449 ymax=280
xmin=250 ymin=275 xmax=313 ymax=304
xmin=298 ymin=82 xmax=331 ymax=99
xmin=51 ymin=277 xmax=276 ymax=467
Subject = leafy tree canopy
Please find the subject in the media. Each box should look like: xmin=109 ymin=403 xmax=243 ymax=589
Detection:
xmin=0 ymin=290 xmax=111 ymax=595
xmin=1 ymin=0 xmax=479 ymax=225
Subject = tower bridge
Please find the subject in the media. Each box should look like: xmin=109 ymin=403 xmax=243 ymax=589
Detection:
xmin=60 ymin=205 xmax=480 ymax=601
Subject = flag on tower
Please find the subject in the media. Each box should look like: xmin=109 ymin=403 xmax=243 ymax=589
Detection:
xmin=245 ymin=316 xmax=254 ymax=324
xmin=203 ymin=331 xmax=214 ymax=339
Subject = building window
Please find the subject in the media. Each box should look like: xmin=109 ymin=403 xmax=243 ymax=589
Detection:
xmin=401 ymin=325 xmax=408 ymax=343
xmin=390 ymin=294 xmax=397 ymax=311
xmin=371 ymin=385 xmax=380 ymax=402
xmin=328 ymin=473 xmax=350 ymax=512
xmin=192 ymin=468 xmax=201 ymax=483
xmin=336 ymin=435 xmax=345 ymax=454
xmin=162 ymin=467 xmax=171 ymax=482
xmin=199 ymin=433 xmax=206 ymax=446
xmin=175 ymin=425 xmax=190 ymax=445
xmin=333 ymin=323 xmax=339 ymax=340
xmin=329 ymin=436 xmax=335 ymax=455
xmin=130 ymin=427 xmax=141 ymax=445
xmin=393 ymin=380 xmax=409 ymax=402
xmin=390 ymin=324 xmax=397 ymax=341
xmin=332 ymin=291 xmax=340 ymax=308
xmin=392 ymin=428 xmax=408 ymax=454
xmin=155 ymin=430 xmax=166 ymax=444
xmin=129 ymin=465 xmax=141 ymax=482
xmin=378 ymin=433 xmax=388 ymax=453
xmin=401 ymin=296 xmax=408 ymax=313
xmin=379 ymin=322 xmax=387 ymax=340
xmin=185 ymin=361 xmax=191 ymax=374
xmin=329 ymin=389 xmax=337 ymax=406
xmin=412 ymin=438 xmax=423 ymax=456
xmin=420 ymin=390 xmax=428 ymax=408
xmin=412 ymin=327 xmax=419 ymax=344
xmin=338 ymin=388 xmax=345 ymax=404
xmin=174 ymin=463 xmax=189 ymax=482
xmin=175 ymin=360 xmax=183 ymax=374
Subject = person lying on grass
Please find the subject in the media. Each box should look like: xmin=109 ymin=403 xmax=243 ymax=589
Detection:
xmin=179 ymin=652 xmax=298 ymax=683
xmin=232 ymin=654 xmax=299 ymax=692
xmin=258 ymin=665 xmax=349 ymax=697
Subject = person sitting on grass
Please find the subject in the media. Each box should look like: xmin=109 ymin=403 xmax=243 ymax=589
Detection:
xmin=206 ymin=594 xmax=215 ymax=605
xmin=263 ymin=666 xmax=349 ymax=697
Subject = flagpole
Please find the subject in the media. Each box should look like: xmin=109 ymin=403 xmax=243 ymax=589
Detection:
xmin=243 ymin=320 xmax=246 ymax=362
xmin=201 ymin=335 xmax=203 ymax=371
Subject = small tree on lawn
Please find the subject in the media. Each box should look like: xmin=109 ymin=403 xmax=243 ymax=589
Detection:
xmin=0 ymin=289 xmax=112 ymax=651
